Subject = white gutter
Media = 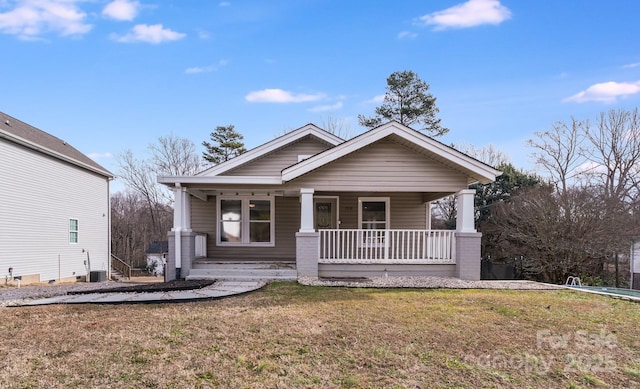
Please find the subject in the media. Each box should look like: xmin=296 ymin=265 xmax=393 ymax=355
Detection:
xmin=158 ymin=176 xmax=283 ymax=185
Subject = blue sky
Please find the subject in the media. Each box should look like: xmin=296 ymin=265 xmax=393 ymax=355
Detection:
xmin=2 ymin=0 xmax=640 ymax=189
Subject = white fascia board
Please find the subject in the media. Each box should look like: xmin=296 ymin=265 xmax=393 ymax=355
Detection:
xmin=380 ymin=123 xmax=502 ymax=183
xmin=158 ymin=175 xmax=283 ymax=186
xmin=196 ymin=124 xmax=344 ymax=177
xmin=282 ymin=121 xmax=501 ymax=184
xmin=0 ymin=128 xmax=114 ymax=178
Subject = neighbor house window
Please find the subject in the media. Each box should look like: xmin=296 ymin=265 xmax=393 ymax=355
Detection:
xmin=358 ymin=197 xmax=390 ymax=245
xmin=218 ymin=196 xmax=274 ymax=246
xmin=69 ymin=218 xmax=79 ymax=244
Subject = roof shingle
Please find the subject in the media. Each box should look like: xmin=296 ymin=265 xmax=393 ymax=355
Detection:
xmin=0 ymin=112 xmax=113 ymax=178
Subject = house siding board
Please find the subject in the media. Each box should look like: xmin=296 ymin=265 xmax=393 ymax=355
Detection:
xmin=190 ymin=195 xmax=299 ymax=261
xmin=0 ymin=139 xmax=110 ymax=282
xmin=319 ymin=264 xmax=455 ymax=278
xmin=290 ymin=139 xmax=468 ymax=192
xmin=222 ymin=136 xmax=332 ymax=177
xmin=317 ymin=192 xmax=426 ymax=229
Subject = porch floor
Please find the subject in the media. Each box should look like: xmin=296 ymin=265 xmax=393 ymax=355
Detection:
xmin=188 ymin=260 xmax=297 ymax=281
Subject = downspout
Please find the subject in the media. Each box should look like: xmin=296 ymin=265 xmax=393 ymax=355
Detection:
xmin=107 ymin=177 xmax=112 ymax=280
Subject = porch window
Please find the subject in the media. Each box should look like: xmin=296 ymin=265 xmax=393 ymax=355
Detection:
xmin=218 ymin=196 xmax=274 ymax=246
xmin=69 ymin=218 xmax=79 ymax=244
xmin=358 ymin=197 xmax=390 ymax=244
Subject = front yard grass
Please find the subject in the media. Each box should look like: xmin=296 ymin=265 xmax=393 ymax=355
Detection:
xmin=1 ymin=282 xmax=639 ymax=388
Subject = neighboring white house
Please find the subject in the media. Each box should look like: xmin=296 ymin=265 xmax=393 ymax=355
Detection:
xmin=145 ymin=240 xmax=168 ymax=276
xmin=1 ymin=112 xmax=114 ymax=285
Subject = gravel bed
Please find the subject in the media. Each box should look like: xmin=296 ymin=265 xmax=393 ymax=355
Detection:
xmin=0 ymin=282 xmax=142 ymax=307
xmin=298 ymin=276 xmax=564 ymax=290
xmin=1 ymin=277 xmax=563 ymax=308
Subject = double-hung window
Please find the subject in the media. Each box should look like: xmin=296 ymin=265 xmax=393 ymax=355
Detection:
xmin=358 ymin=197 xmax=390 ymax=245
xmin=218 ymin=196 xmax=274 ymax=246
xmin=69 ymin=218 xmax=79 ymax=244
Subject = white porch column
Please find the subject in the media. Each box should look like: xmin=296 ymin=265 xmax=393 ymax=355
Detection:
xmin=299 ymin=188 xmax=315 ymax=233
xmin=172 ymin=186 xmax=192 ymax=232
xmin=297 ymin=188 xmax=319 ymax=277
xmin=456 ymin=189 xmax=476 ymax=233
xmin=171 ymin=185 xmax=192 ymax=274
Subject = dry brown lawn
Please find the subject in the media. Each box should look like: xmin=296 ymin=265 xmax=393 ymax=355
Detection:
xmin=1 ymin=282 xmax=640 ymax=388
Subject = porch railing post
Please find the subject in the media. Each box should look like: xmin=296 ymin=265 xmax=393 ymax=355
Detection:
xmin=296 ymin=232 xmax=319 ymax=277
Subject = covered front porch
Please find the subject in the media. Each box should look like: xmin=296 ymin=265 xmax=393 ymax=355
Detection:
xmin=165 ymin=186 xmax=480 ymax=281
xmin=296 ymin=188 xmax=481 ymax=280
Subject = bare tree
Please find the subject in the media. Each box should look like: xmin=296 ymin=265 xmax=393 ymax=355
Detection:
xmin=455 ymin=143 xmax=510 ymax=167
xmin=320 ymin=114 xmax=354 ymax=139
xmin=431 ymin=143 xmax=515 ymax=230
xmin=584 ymin=108 xmax=640 ymax=207
xmin=111 ymin=190 xmax=172 ymax=267
xmin=116 ymin=149 xmax=165 ymax=231
xmin=484 ymin=184 xmax=622 ymax=283
xmin=507 ymin=108 xmax=640 ymax=285
xmin=527 ymin=117 xmax=587 ymax=214
xmin=151 ymin=133 xmax=203 ymax=176
xmin=113 ymin=134 xmax=201 ymax=267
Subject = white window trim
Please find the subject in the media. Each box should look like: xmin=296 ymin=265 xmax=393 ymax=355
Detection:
xmin=216 ymin=195 xmax=275 ymax=247
xmin=69 ymin=218 xmax=79 ymax=244
xmin=358 ymin=197 xmax=390 ymax=247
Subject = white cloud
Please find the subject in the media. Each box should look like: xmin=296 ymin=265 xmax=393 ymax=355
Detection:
xmin=575 ymin=161 xmax=607 ymax=176
xmin=102 ymin=0 xmax=139 ymax=21
xmin=0 ymin=0 xmax=92 ymax=39
xmin=87 ymin=152 xmax=113 ymax=161
xmin=419 ymin=0 xmax=511 ymax=30
xmin=185 ymin=59 xmax=229 ymax=74
xmin=219 ymin=1 xmax=231 ymax=6
xmin=111 ymin=24 xmax=186 ymax=44
xmin=563 ymin=81 xmax=640 ymax=104
xmin=308 ymin=101 xmax=343 ymax=112
xmin=364 ymin=94 xmax=385 ymax=104
xmin=622 ymin=62 xmax=640 ymax=69
xmin=245 ymin=88 xmax=325 ymax=103
xmin=197 ymin=29 xmax=210 ymax=39
xmin=397 ymin=30 xmax=417 ymax=39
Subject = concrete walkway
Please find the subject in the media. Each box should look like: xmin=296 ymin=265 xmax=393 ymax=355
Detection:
xmin=16 ymin=280 xmax=266 ymax=306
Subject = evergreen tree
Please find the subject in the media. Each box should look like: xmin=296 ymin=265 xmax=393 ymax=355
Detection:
xmin=202 ymin=125 xmax=247 ymax=164
xmin=358 ymin=70 xmax=448 ymax=136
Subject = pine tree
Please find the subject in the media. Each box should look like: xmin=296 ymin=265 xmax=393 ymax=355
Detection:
xmin=202 ymin=125 xmax=247 ymax=164
xmin=358 ymin=70 xmax=448 ymax=136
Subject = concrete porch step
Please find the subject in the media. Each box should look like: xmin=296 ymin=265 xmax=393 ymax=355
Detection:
xmin=192 ymin=261 xmax=296 ymax=270
xmin=187 ymin=262 xmax=297 ymax=281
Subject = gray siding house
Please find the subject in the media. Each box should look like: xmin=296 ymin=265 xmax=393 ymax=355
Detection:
xmin=159 ymin=121 xmax=501 ymax=281
xmin=1 ymin=112 xmax=113 ymax=285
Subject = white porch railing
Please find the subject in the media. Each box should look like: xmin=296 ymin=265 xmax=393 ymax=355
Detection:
xmin=319 ymin=229 xmax=455 ymax=264
xmin=195 ymin=233 xmax=207 ymax=258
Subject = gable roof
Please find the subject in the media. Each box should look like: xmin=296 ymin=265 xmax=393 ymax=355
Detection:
xmin=196 ymin=123 xmax=344 ymax=177
xmin=158 ymin=121 xmax=501 ymax=187
xmin=0 ymin=112 xmax=114 ymax=178
xmin=281 ymin=121 xmax=501 ymax=185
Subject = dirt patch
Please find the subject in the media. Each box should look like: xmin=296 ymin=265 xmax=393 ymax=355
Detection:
xmin=67 ymin=279 xmax=215 ymax=295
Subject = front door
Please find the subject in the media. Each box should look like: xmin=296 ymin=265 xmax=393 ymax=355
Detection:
xmin=314 ymin=197 xmax=338 ymax=229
